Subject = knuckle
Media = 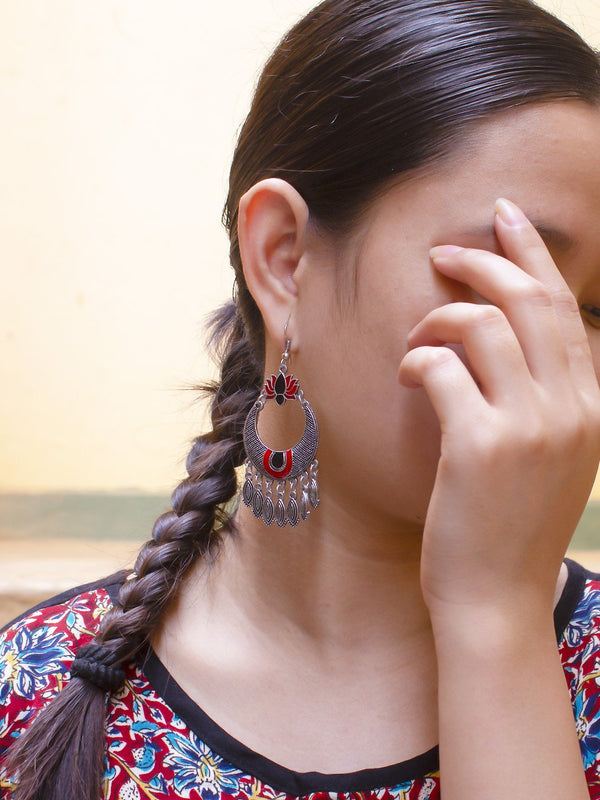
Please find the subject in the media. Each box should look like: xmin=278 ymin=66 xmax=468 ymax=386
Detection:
xmin=456 ymin=395 xmax=600 ymax=471
xmin=568 ymin=404 xmax=600 ymax=451
xmin=522 ymin=239 xmax=550 ymax=260
xmin=553 ymin=424 xmax=588 ymax=463
xmin=513 ymin=418 xmax=550 ymax=458
xmin=513 ymin=280 xmax=553 ymax=309
xmin=475 ymin=416 xmax=550 ymax=461
xmin=402 ymin=344 xmax=458 ymax=380
xmin=469 ymin=304 xmax=505 ymax=328
xmin=552 ymin=289 xmax=580 ymax=319
xmin=534 ymin=403 xmax=589 ymax=456
xmin=423 ymin=346 xmax=457 ymax=371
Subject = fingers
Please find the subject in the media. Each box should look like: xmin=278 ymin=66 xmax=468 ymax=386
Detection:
xmin=493 ymin=198 xmax=598 ymax=394
xmin=399 ymin=344 xmax=487 ymax=435
xmin=429 ymin=243 xmax=571 ymax=385
xmin=405 ymin=302 xmax=532 ymax=406
xmin=400 ymin=199 xmax=600 ymax=432
xmin=427 ymin=198 xmax=598 ymax=392
xmin=493 ymin=198 xmax=566 ymax=290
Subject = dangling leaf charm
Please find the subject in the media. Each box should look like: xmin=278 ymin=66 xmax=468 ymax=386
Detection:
xmin=242 ymin=478 xmax=254 ymax=507
xmin=287 ymin=497 xmax=299 ymax=527
xmin=263 ymin=496 xmax=275 ymax=526
xmin=253 ymin=488 xmax=264 ymax=518
xmin=309 ymin=479 xmax=320 ymax=509
xmin=275 ymin=498 xmax=287 ymax=528
xmin=300 ymin=490 xmax=311 ymax=521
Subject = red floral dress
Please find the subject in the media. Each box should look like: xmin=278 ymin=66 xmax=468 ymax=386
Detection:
xmin=1 ymin=559 xmax=600 ymax=799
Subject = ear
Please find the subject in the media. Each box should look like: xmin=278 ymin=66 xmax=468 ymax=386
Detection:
xmin=238 ymin=178 xmax=309 ymax=351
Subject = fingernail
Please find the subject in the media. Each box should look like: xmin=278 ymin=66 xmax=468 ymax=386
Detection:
xmin=430 ymin=245 xmax=463 ymax=259
xmin=495 ymin=198 xmax=526 ymax=227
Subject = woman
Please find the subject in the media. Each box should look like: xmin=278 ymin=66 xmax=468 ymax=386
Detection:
xmin=2 ymin=0 xmax=600 ymax=798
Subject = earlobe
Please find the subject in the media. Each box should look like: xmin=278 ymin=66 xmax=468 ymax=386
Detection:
xmin=238 ymin=178 xmax=309 ymax=349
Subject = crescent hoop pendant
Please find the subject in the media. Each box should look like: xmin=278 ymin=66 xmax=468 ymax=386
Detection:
xmin=241 ymin=340 xmax=320 ymax=527
xmin=243 ymin=399 xmax=319 ymax=481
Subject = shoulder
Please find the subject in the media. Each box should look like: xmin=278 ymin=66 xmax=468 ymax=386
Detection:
xmin=557 ymin=559 xmax=600 ymax=783
xmin=557 ymin=558 xmax=600 ymax=654
xmin=0 ymin=572 xmax=126 ymax=759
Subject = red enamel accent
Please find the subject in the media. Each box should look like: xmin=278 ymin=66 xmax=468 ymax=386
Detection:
xmin=264 ymin=375 xmax=277 ymax=398
xmin=284 ymin=376 xmax=299 ymax=399
xmin=263 ymin=449 xmax=293 ymax=479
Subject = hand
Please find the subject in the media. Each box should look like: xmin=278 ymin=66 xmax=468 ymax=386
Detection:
xmin=398 ymin=198 xmax=600 ymax=621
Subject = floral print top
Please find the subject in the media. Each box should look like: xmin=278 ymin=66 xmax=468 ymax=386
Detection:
xmin=1 ymin=559 xmax=600 ymax=799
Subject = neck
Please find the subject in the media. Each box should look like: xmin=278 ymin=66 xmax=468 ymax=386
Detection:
xmin=190 ymin=498 xmax=432 ymax=659
xmin=154 ymin=497 xmax=440 ymax=774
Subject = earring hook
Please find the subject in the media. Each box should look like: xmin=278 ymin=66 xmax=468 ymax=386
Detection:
xmin=284 ymin=316 xmax=292 ymax=356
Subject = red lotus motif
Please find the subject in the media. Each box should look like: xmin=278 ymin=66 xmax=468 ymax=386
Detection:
xmin=264 ymin=372 xmax=299 ymax=403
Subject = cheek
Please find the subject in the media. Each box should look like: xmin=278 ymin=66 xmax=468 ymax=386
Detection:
xmin=324 ymin=385 xmax=442 ymax=523
xmin=293 ymin=243 xmax=449 ymax=519
xmin=310 ymin=323 xmax=443 ymax=522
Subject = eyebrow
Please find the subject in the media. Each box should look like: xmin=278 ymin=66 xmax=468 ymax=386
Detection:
xmin=461 ymin=221 xmax=575 ymax=251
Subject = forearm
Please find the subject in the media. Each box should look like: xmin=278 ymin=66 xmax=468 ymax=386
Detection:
xmin=433 ymin=605 xmax=589 ymax=800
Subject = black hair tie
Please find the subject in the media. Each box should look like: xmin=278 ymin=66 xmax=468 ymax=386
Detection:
xmin=71 ymin=643 xmax=126 ymax=693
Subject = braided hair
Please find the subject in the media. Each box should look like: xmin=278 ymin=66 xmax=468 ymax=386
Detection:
xmin=5 ymin=0 xmax=600 ymax=798
xmin=4 ymin=303 xmax=261 ymax=800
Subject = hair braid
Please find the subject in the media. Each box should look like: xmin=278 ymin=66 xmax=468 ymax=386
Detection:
xmin=5 ymin=301 xmax=262 ymax=800
xmin=101 ymin=301 xmax=262 ymax=663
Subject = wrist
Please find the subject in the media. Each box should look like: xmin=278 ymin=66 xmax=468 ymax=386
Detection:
xmin=427 ymin=595 xmax=557 ymax=659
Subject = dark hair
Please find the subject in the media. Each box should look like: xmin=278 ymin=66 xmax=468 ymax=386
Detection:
xmin=6 ymin=1 xmax=600 ymax=797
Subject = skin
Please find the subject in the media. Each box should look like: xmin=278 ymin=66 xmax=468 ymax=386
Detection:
xmin=154 ymin=101 xmax=600 ymax=796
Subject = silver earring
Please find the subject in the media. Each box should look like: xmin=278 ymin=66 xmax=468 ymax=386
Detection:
xmin=242 ymin=339 xmax=319 ymax=527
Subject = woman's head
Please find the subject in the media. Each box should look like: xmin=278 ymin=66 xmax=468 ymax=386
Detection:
xmin=230 ymin=0 xmax=600 ymax=531
xmin=226 ymin=0 xmax=600 ymax=359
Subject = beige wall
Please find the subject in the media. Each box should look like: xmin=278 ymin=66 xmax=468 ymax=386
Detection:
xmin=1 ymin=0 xmax=599 ymax=494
